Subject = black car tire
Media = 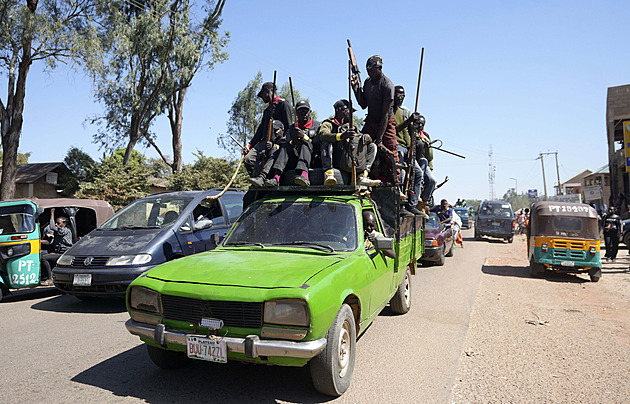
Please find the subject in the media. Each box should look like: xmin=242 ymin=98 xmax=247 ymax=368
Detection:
xmin=590 ymin=275 xmax=601 ymax=282
xmin=146 ymin=344 xmax=190 ymax=370
xmin=507 ymin=236 xmax=514 ymax=243
xmin=0 ymin=284 xmax=6 ymax=302
xmin=474 ymin=229 xmax=482 ymax=241
xmin=310 ymin=303 xmax=356 ymax=396
xmin=436 ymin=248 xmax=446 ymax=266
xmin=390 ymin=269 xmax=412 ymax=314
xmin=529 ymin=258 xmax=545 ymax=278
xmin=445 ymin=243 xmax=454 ymax=257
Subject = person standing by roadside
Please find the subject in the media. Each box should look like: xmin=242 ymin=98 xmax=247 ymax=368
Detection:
xmin=602 ymin=207 xmax=622 ymax=262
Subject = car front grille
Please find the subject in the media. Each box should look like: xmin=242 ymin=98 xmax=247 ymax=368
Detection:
xmin=161 ymin=295 xmax=263 ymax=329
xmin=71 ymin=256 xmax=110 ymax=267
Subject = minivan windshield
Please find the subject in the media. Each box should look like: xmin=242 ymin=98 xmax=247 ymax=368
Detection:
xmin=480 ymin=203 xmax=513 ymax=218
xmin=0 ymin=204 xmax=35 ymax=235
xmin=100 ymin=196 xmax=194 ymax=230
xmin=224 ymin=201 xmax=357 ymax=251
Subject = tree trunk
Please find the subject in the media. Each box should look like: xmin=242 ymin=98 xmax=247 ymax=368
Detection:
xmin=0 ymin=24 xmax=33 ymax=201
xmin=168 ymin=86 xmax=186 ymax=173
xmin=123 ymin=115 xmax=142 ymax=165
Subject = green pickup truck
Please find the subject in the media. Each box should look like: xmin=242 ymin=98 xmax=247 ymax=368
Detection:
xmin=124 ymin=186 xmax=424 ymax=396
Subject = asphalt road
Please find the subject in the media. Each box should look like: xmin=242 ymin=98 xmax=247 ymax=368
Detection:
xmin=0 ymin=229 xmax=487 ymax=404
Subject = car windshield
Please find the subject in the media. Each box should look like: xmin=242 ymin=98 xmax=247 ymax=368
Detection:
xmin=100 ymin=196 xmax=194 ymax=229
xmin=425 ymin=213 xmax=440 ymax=230
xmin=480 ymin=204 xmax=513 ymax=217
xmin=0 ymin=204 xmax=36 ymax=235
xmin=455 ymin=208 xmax=468 ymax=215
xmin=224 ymin=200 xmax=357 ymax=251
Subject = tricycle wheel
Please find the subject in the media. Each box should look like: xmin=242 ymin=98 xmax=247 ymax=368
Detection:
xmin=310 ymin=304 xmax=356 ymax=396
xmin=390 ymin=269 xmax=412 ymax=314
xmin=146 ymin=344 xmax=190 ymax=370
xmin=590 ymin=275 xmax=601 ymax=282
xmin=529 ymin=258 xmax=545 ymax=278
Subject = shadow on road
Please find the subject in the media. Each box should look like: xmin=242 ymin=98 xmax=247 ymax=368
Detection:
xmin=482 ymin=265 xmax=590 ymax=283
xmin=30 ymin=294 xmax=126 ymax=314
xmin=0 ymin=286 xmax=61 ymax=303
xmin=72 ymin=345 xmax=333 ymax=403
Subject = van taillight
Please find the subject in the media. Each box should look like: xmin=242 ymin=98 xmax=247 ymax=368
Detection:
xmin=541 ymin=243 xmax=548 ymax=253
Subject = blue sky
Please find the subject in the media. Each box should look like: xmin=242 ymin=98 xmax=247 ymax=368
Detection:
xmin=11 ymin=0 xmax=629 ymax=203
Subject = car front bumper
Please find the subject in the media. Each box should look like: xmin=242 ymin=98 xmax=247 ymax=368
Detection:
xmin=125 ymin=319 xmax=327 ymax=360
xmin=421 ymin=245 xmax=443 ymax=262
xmin=52 ymin=265 xmax=154 ymax=297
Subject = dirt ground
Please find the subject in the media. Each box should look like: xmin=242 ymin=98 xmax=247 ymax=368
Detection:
xmin=451 ymin=235 xmax=630 ymax=403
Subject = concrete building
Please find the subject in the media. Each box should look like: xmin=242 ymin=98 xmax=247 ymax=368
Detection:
xmin=582 ymin=165 xmax=610 ymax=211
xmin=0 ymin=162 xmax=72 ymax=198
xmin=606 ymin=84 xmax=630 ymax=206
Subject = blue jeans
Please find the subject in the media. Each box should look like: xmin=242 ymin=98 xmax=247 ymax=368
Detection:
xmin=418 ymin=157 xmax=436 ymax=202
xmin=397 ymin=145 xmax=422 ymax=207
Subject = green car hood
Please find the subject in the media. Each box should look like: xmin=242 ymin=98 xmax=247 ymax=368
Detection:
xmin=146 ymin=249 xmax=343 ymax=289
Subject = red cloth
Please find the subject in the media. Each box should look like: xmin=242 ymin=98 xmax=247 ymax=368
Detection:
xmin=296 ymin=117 xmax=313 ymax=130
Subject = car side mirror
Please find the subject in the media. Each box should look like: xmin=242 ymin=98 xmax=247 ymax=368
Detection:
xmin=193 ymin=218 xmax=213 ymax=231
xmin=211 ymin=232 xmax=221 ymax=246
xmin=375 ymin=237 xmax=396 ymax=259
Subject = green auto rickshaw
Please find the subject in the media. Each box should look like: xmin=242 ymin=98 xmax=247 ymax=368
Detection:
xmin=0 ymin=200 xmax=42 ymax=300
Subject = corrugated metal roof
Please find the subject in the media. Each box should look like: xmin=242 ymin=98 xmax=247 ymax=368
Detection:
xmin=0 ymin=162 xmax=70 ymax=183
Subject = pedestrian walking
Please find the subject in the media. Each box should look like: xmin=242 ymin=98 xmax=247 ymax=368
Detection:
xmin=602 ymin=207 xmax=622 ymax=262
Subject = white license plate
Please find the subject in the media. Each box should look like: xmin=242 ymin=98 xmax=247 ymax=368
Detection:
xmin=186 ymin=336 xmax=227 ymax=363
xmin=73 ymin=274 xmax=92 ymax=286
xmin=560 ymin=260 xmax=575 ymax=267
xmin=492 ymin=221 xmax=500 ymax=226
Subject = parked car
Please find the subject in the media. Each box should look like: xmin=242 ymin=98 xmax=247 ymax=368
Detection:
xmin=0 ymin=198 xmax=114 ymax=302
xmin=124 ymin=186 xmax=423 ymax=396
xmin=421 ymin=212 xmax=455 ymax=265
xmin=454 ymin=206 xmax=471 ymax=229
xmin=474 ymin=200 xmax=516 ymax=243
xmin=52 ymin=189 xmax=245 ymax=298
xmin=622 ymin=219 xmax=630 ymax=246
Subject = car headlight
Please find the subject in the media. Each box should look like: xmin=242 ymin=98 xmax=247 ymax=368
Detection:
xmin=129 ymin=286 xmax=162 ymax=313
xmin=264 ymin=299 xmax=309 ymax=327
xmin=106 ymin=254 xmax=152 ymax=266
xmin=57 ymin=254 xmax=73 ymax=266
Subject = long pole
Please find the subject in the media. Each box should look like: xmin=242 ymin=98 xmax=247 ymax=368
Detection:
xmin=509 ymin=177 xmax=517 ymax=194
xmin=554 ymin=152 xmax=561 ymax=195
xmin=539 ymin=153 xmax=548 ymax=200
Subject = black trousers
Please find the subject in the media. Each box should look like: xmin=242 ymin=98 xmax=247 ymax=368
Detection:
xmin=272 ymin=140 xmax=313 ymax=174
xmin=604 ymin=232 xmax=619 ymax=259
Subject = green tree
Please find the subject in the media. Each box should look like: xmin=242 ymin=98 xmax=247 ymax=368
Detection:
xmin=0 ymin=0 xmax=97 ymax=200
xmin=501 ymin=189 xmax=542 ymax=211
xmin=77 ymin=149 xmax=153 ymax=209
xmin=169 ymin=149 xmax=247 ymax=191
xmin=0 ymin=148 xmax=30 ymax=164
xmin=61 ymin=146 xmax=97 ymax=196
xmin=217 ymin=71 xmax=264 ymax=157
xmin=278 ymin=82 xmax=317 ymax=121
xmin=88 ymin=0 xmax=229 ymax=170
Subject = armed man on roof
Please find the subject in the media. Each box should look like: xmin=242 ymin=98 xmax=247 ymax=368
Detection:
xmin=350 ymin=55 xmax=400 ymax=182
xmin=243 ymin=81 xmax=293 ymax=178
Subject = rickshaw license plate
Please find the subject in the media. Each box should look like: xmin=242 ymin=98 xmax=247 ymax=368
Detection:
xmin=73 ymin=274 xmax=92 ymax=286
xmin=186 ymin=336 xmax=227 ymax=363
xmin=560 ymin=261 xmax=575 ymax=267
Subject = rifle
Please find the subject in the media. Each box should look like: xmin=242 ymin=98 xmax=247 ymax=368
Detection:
xmin=265 ymin=70 xmax=277 ymax=144
xmin=429 ymin=139 xmax=466 ymax=159
xmin=347 ymin=39 xmax=361 ymax=95
xmin=404 ymin=48 xmax=424 ymax=196
xmin=289 ymin=76 xmax=296 ymax=120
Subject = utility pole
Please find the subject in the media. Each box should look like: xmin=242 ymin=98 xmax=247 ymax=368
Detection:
xmin=538 ymin=153 xmax=548 ymax=200
xmin=509 ymin=177 xmax=517 ymax=194
xmin=539 ymin=151 xmax=560 ymax=195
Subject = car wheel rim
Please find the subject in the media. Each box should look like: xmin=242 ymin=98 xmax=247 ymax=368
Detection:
xmin=337 ymin=320 xmax=351 ymax=378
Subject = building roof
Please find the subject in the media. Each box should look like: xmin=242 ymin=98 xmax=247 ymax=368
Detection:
xmin=0 ymin=162 xmax=70 ymax=183
xmin=560 ymin=170 xmax=592 ymax=187
xmin=584 ymin=165 xmax=609 ymax=178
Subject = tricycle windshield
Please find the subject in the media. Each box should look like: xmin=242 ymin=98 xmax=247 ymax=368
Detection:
xmin=100 ymin=196 xmax=194 ymax=230
xmin=0 ymin=204 xmax=36 ymax=234
xmin=536 ymin=216 xmax=599 ymax=239
xmin=224 ymin=201 xmax=358 ymax=251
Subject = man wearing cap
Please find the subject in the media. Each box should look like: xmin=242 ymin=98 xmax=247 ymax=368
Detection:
xmin=394 ymin=85 xmax=426 ymax=216
xmin=350 ymin=55 xmax=400 ymax=181
xmin=247 ymin=120 xmax=286 ymax=186
xmin=242 ymin=81 xmax=293 ymax=177
xmin=264 ymin=100 xmax=320 ymax=187
xmin=317 ymin=99 xmax=380 ymax=187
